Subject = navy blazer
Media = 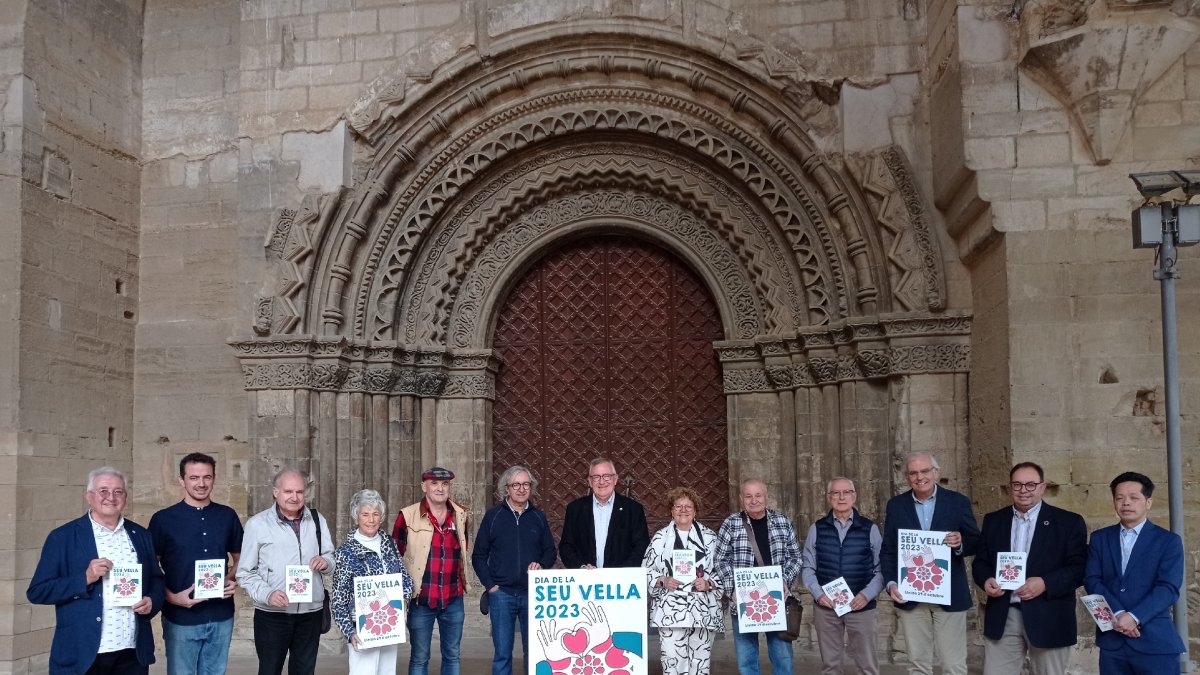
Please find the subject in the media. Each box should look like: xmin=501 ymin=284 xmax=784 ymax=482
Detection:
xmin=559 ymin=492 xmax=650 ymax=569
xmin=971 ymin=502 xmax=1087 ymax=648
xmin=27 ymin=515 xmax=165 ymax=674
xmin=1084 ymin=519 xmax=1185 ymax=656
xmin=880 ymin=486 xmax=980 ymax=612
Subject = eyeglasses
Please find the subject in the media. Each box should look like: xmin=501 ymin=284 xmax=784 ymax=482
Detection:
xmin=906 ymin=467 xmax=936 ymax=478
xmin=92 ymin=489 xmax=127 ymax=501
xmin=672 ymin=504 xmax=695 ymax=511
xmin=507 ymin=482 xmax=532 ymax=490
xmin=827 ymin=490 xmax=855 ymax=498
xmin=1009 ymin=481 xmax=1043 ymax=492
xmin=588 ymin=473 xmax=616 ymax=483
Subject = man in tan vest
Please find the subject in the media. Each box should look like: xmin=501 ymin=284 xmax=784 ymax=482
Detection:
xmin=391 ymin=466 xmax=470 ymax=675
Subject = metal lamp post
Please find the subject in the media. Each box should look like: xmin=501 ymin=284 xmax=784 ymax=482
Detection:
xmin=1130 ymin=170 xmax=1200 ymax=673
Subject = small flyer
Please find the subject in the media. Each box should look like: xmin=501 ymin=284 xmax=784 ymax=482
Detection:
xmin=1081 ymin=594 xmax=1115 ymax=632
xmin=896 ymin=529 xmax=952 ymax=606
xmin=354 ymin=573 xmax=408 ymax=648
xmin=285 ymin=565 xmax=313 ymax=603
xmin=732 ymin=565 xmax=788 ymax=633
xmin=193 ymin=559 xmax=225 ymax=600
xmin=821 ymin=576 xmax=854 ymax=617
xmin=995 ymin=552 xmax=1028 ymax=591
xmin=671 ymin=549 xmax=697 ymax=585
xmin=105 ymin=564 xmax=143 ymax=607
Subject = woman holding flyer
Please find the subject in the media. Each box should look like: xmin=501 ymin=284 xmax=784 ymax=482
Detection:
xmin=332 ymin=489 xmax=415 ymax=675
xmin=642 ymin=487 xmax=724 ymax=675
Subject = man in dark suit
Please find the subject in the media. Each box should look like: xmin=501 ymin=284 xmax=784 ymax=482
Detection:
xmin=972 ymin=462 xmax=1086 ymax=675
xmin=880 ymin=452 xmax=979 ymax=675
xmin=27 ymin=467 xmax=165 ymax=675
xmin=559 ymin=457 xmax=650 ymax=569
xmin=1085 ymin=472 xmax=1185 ymax=675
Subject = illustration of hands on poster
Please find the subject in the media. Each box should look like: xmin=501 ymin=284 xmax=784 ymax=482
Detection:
xmin=528 ymin=568 xmax=647 ymax=675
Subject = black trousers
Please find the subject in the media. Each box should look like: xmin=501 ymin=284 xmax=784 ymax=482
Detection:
xmin=253 ymin=609 xmax=322 ymax=675
xmin=85 ymin=648 xmax=146 ymax=675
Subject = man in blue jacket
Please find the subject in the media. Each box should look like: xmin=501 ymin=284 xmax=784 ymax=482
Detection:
xmin=472 ymin=465 xmax=557 ymax=675
xmin=1085 ymin=472 xmax=1185 ymax=674
xmin=28 ymin=466 xmax=165 ymax=675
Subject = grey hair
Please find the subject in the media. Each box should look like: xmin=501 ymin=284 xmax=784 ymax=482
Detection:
xmin=496 ymin=465 xmax=538 ymax=499
xmin=272 ymin=467 xmax=308 ymax=488
xmin=589 ymin=457 xmax=617 ymax=473
xmin=86 ymin=466 xmax=127 ymax=492
xmin=904 ymin=453 xmax=941 ymax=471
xmin=740 ymin=478 xmax=768 ymax=494
xmin=826 ymin=476 xmax=856 ymax=493
xmin=349 ymin=489 xmax=387 ymax=524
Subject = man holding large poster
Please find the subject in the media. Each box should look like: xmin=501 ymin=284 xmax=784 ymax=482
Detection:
xmin=880 ymin=453 xmax=979 ymax=675
xmin=713 ymin=479 xmax=802 ymax=675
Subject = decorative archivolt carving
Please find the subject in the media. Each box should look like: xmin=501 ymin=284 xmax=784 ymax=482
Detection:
xmin=715 ymin=313 xmax=971 ymax=393
xmin=448 ymin=190 xmax=763 ymax=347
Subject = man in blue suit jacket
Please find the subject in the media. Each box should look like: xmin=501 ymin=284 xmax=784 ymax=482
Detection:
xmin=972 ymin=462 xmax=1086 ymax=675
xmin=880 ymin=452 xmax=980 ymax=675
xmin=27 ymin=467 xmax=165 ymax=675
xmin=1085 ymin=472 xmax=1185 ymax=675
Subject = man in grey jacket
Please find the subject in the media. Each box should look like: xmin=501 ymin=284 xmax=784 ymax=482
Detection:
xmin=237 ymin=468 xmax=335 ymax=675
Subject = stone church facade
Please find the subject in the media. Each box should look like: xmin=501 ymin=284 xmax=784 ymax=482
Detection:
xmin=1 ymin=0 xmax=1197 ymax=672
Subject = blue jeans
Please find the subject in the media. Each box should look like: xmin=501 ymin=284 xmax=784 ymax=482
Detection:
xmin=407 ymin=596 xmax=464 ymax=675
xmin=162 ymin=617 xmax=234 ymax=675
xmin=488 ymin=589 xmax=528 ymax=675
xmin=731 ymin=610 xmax=793 ymax=675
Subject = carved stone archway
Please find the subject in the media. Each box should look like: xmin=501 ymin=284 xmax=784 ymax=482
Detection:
xmin=231 ymin=31 xmax=970 ymax=537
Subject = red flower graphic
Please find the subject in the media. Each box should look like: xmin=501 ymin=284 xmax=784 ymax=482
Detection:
xmin=904 ymin=555 xmax=944 ymax=592
xmin=741 ymin=589 xmax=779 ymax=622
xmin=831 ymin=590 xmax=851 ymax=607
xmin=1093 ymin=606 xmax=1114 ymax=623
xmin=199 ymin=572 xmax=221 ymax=590
xmin=548 ymin=635 xmax=631 ymax=675
xmin=113 ymin=577 xmax=139 ymax=597
xmin=362 ymin=599 xmax=399 ymax=636
xmin=289 ymin=577 xmax=309 ymax=594
xmin=998 ymin=563 xmax=1022 ymax=582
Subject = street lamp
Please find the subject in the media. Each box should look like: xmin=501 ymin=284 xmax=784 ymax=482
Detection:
xmin=1130 ymin=170 xmax=1200 ymax=674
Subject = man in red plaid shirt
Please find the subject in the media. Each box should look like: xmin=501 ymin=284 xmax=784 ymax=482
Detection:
xmin=392 ymin=467 xmax=471 ymax=675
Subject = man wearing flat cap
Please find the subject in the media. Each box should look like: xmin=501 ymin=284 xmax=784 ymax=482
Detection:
xmin=392 ymin=467 xmax=471 ymax=675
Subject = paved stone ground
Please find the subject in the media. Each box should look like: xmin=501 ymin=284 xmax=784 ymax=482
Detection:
xmin=150 ymin=635 xmax=971 ymax=674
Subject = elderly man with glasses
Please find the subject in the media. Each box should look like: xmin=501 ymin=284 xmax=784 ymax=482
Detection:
xmin=972 ymin=462 xmax=1086 ymax=675
xmin=472 ymin=466 xmax=557 ymax=675
xmin=801 ymin=477 xmax=884 ymax=675
xmin=559 ymin=457 xmax=650 ymax=569
xmin=28 ymin=466 xmax=166 ymax=675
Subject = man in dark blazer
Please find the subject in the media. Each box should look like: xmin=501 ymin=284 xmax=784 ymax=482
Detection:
xmin=27 ymin=467 xmax=165 ymax=675
xmin=972 ymin=462 xmax=1086 ymax=675
xmin=880 ymin=452 xmax=979 ymax=675
xmin=559 ymin=457 xmax=650 ymax=569
xmin=1085 ymin=472 xmax=1185 ymax=675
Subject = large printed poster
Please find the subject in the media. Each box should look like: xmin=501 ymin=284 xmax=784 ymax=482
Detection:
xmin=896 ymin=529 xmax=952 ymax=605
xmin=528 ymin=568 xmax=647 ymax=675
xmin=732 ymin=565 xmax=788 ymax=632
xmin=354 ymin=573 xmax=407 ymax=648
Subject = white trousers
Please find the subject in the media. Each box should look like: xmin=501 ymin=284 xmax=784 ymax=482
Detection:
xmin=347 ymin=642 xmax=399 ymax=675
xmin=658 ymin=626 xmax=716 ymax=675
xmin=896 ymin=603 xmax=968 ymax=675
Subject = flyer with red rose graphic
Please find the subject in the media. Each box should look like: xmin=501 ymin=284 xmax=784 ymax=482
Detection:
xmin=1081 ymin=594 xmax=1115 ymax=631
xmin=105 ymin=564 xmax=142 ymax=607
xmin=995 ymin=552 xmax=1027 ymax=591
xmin=193 ymin=559 xmax=225 ymax=600
xmin=897 ymin=529 xmax=951 ymax=606
xmin=733 ymin=565 xmax=788 ymax=633
xmin=671 ymin=550 xmax=697 ymax=585
xmin=821 ymin=576 xmax=854 ymax=617
xmin=528 ymin=567 xmax=647 ymax=675
xmin=354 ymin=573 xmax=408 ymax=648
xmin=285 ymin=565 xmax=313 ymax=603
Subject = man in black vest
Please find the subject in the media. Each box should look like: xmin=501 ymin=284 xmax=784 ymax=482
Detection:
xmin=801 ymin=477 xmax=883 ymax=675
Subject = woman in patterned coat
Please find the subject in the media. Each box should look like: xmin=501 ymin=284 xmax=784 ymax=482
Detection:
xmin=332 ymin=489 xmax=414 ymax=675
xmin=642 ymin=486 xmax=724 ymax=675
